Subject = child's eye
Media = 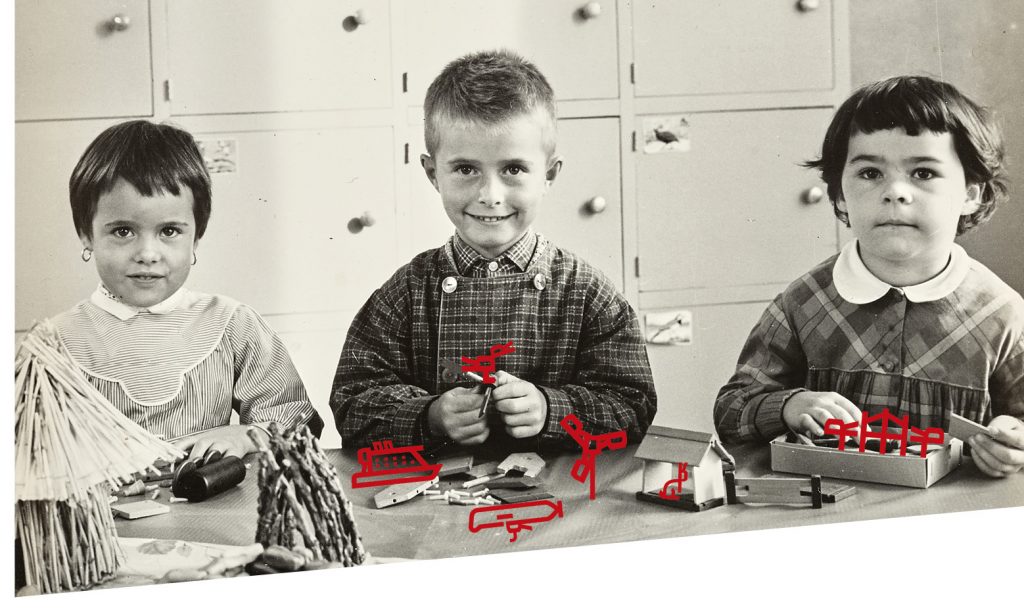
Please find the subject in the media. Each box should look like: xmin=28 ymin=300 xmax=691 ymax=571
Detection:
xmin=857 ymin=168 xmax=882 ymax=180
xmin=912 ymin=168 xmax=937 ymax=180
xmin=112 ymin=227 xmax=134 ymax=238
xmin=160 ymin=226 xmax=183 ymax=238
xmin=505 ymin=165 xmax=526 ymax=176
xmin=455 ymin=165 xmax=477 ymax=176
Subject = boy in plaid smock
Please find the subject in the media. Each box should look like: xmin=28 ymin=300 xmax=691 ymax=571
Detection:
xmin=715 ymin=77 xmax=1024 ymax=477
xmin=331 ymin=50 xmax=656 ymax=451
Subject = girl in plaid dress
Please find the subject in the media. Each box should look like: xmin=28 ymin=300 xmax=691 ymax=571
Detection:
xmin=715 ymin=77 xmax=1024 ymax=477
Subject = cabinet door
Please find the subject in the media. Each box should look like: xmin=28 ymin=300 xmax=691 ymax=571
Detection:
xmin=632 ymin=0 xmax=834 ymax=97
xmin=645 ymin=302 xmax=767 ymax=433
xmin=167 ymin=0 xmax=392 ymax=114
xmin=184 ymin=127 xmax=397 ymax=315
xmin=636 ymin=108 xmax=837 ymax=293
xmin=402 ymin=0 xmax=618 ymax=103
xmin=405 ymin=118 xmax=623 ymax=290
xmin=15 ymin=0 xmax=152 ymax=121
xmin=15 ymin=122 xmax=116 ymax=329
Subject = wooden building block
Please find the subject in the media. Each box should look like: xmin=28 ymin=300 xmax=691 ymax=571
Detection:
xmin=438 ymin=456 xmax=474 ymax=477
xmin=373 ymin=477 xmax=438 ymax=509
xmin=949 ymin=413 xmax=991 ymax=443
xmin=112 ymin=500 xmax=170 ymax=520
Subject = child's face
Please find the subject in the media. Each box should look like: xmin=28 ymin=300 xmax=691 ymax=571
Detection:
xmin=421 ymin=110 xmax=561 ymax=259
xmin=79 ymin=178 xmax=197 ymax=308
xmin=839 ymin=128 xmax=981 ymax=279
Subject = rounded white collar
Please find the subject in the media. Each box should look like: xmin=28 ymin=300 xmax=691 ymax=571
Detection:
xmin=90 ymin=284 xmax=192 ymax=320
xmin=833 ymin=240 xmax=970 ymax=304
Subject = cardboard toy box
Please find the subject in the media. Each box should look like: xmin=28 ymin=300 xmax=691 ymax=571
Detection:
xmin=770 ymin=435 xmax=963 ymax=488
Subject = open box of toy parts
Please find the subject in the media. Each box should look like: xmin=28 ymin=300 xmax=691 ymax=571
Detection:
xmin=770 ymin=411 xmax=964 ymax=488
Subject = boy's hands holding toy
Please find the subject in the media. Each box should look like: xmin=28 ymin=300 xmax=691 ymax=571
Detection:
xmin=428 ymin=387 xmax=490 ymax=445
xmin=491 ymin=370 xmax=548 ymax=439
xmin=969 ymin=415 xmax=1024 ymax=478
xmin=782 ymin=391 xmax=863 ymax=437
xmin=175 ymin=424 xmax=260 ymax=464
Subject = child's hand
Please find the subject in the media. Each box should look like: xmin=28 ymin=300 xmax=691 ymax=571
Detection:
xmin=174 ymin=424 xmax=258 ymax=464
xmin=782 ymin=391 xmax=862 ymax=436
xmin=491 ymin=371 xmax=548 ymax=439
xmin=428 ymin=387 xmax=490 ymax=445
xmin=969 ymin=415 xmax=1024 ymax=478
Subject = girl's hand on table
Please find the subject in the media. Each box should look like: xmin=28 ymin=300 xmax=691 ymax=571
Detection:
xmin=175 ymin=424 xmax=259 ymax=463
xmin=782 ymin=391 xmax=862 ymax=436
xmin=491 ymin=370 xmax=547 ymax=439
xmin=970 ymin=415 xmax=1024 ymax=478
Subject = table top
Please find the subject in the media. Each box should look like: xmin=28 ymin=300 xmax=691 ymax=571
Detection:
xmin=116 ymin=442 xmax=1024 ymax=560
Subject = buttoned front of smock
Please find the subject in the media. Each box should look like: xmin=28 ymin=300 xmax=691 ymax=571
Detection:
xmin=331 ymin=234 xmax=658 ymax=450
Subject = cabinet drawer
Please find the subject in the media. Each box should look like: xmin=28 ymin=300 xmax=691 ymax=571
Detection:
xmin=636 ymin=108 xmax=837 ymax=293
xmin=185 ymin=126 xmax=397 ymax=315
xmin=402 ymin=0 xmax=618 ymax=103
xmin=15 ymin=0 xmax=152 ymax=121
xmin=167 ymin=0 xmax=392 ymax=114
xmin=405 ymin=117 xmax=623 ymax=290
xmin=632 ymin=0 xmax=834 ymax=97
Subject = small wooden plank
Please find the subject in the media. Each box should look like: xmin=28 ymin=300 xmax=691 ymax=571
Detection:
xmin=438 ymin=456 xmax=474 ymax=477
xmin=737 ymin=493 xmax=811 ymax=505
xmin=949 ymin=413 xmax=991 ymax=443
xmin=489 ymin=488 xmax=554 ymax=504
xmin=373 ymin=477 xmax=438 ymax=509
xmin=733 ymin=477 xmax=806 ymax=494
xmin=112 ymin=500 xmax=170 ymax=520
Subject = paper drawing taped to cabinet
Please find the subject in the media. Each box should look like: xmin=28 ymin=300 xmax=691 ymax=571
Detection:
xmin=642 ymin=115 xmax=691 ymax=154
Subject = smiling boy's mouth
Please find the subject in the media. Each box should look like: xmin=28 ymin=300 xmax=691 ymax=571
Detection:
xmin=467 ymin=212 xmax=515 ymax=223
xmin=127 ymin=273 xmax=165 ymax=281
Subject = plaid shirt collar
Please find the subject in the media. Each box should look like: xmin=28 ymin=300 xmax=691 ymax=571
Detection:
xmin=90 ymin=283 xmax=192 ymax=320
xmin=451 ymin=230 xmax=538 ymax=276
xmin=833 ymin=239 xmax=970 ymax=304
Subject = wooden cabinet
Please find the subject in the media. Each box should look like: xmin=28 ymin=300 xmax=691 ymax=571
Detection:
xmin=401 ymin=0 xmax=619 ymax=103
xmin=183 ymin=126 xmax=398 ymax=315
xmin=166 ymin=0 xmax=392 ymax=114
xmin=632 ymin=0 xmax=834 ymax=98
xmin=15 ymin=0 xmax=152 ymax=121
xmin=635 ymin=108 xmax=837 ymax=294
xmin=405 ymin=118 xmax=624 ymax=290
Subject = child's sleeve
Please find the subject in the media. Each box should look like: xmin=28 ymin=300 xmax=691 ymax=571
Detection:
xmin=228 ymin=305 xmax=324 ymax=437
xmin=990 ymin=309 xmax=1024 ymax=420
xmin=534 ymin=276 xmax=657 ymax=445
xmin=330 ymin=283 xmax=437 ymax=448
xmin=713 ymin=295 xmax=809 ymax=443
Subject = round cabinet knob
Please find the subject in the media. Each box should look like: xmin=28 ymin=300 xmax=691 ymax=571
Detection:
xmin=585 ymin=196 xmax=607 ymax=214
xmin=802 ymin=186 xmax=825 ymax=204
xmin=109 ymin=14 xmax=131 ymax=31
xmin=353 ymin=9 xmax=369 ymax=26
xmin=358 ymin=211 xmax=376 ymax=227
xmin=580 ymin=2 xmax=602 ymax=19
xmin=797 ymin=0 xmax=820 ymax=12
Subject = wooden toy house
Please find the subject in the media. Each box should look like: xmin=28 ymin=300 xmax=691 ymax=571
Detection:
xmin=634 ymin=426 xmax=734 ymax=511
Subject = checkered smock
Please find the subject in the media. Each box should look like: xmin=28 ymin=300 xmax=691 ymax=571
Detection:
xmin=331 ymin=235 xmax=657 ymax=450
xmin=714 ymin=254 xmax=1024 ymax=443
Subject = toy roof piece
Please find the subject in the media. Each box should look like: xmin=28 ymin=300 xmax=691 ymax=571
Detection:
xmin=635 ymin=426 xmax=734 ymax=466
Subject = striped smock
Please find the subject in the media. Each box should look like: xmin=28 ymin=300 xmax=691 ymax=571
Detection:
xmin=50 ymin=286 xmax=322 ymax=440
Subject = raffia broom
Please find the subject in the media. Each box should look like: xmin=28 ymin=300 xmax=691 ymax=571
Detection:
xmin=14 ymin=321 xmax=184 ymax=593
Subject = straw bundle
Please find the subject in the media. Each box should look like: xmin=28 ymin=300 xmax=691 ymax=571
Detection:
xmin=250 ymin=423 xmax=366 ymax=566
xmin=14 ymin=321 xmax=184 ymax=593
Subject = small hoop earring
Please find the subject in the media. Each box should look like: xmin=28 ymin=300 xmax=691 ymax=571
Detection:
xmin=192 ymin=252 xmax=197 ymax=266
xmin=81 ymin=248 xmax=92 ymax=262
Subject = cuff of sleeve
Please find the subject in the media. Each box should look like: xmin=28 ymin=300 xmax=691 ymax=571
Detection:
xmin=392 ymin=395 xmax=437 ymax=447
xmin=537 ymin=386 xmax=573 ymax=444
xmin=754 ymin=388 xmax=806 ymax=439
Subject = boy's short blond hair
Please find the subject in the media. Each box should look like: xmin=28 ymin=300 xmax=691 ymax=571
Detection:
xmin=424 ymin=49 xmax=557 ymax=157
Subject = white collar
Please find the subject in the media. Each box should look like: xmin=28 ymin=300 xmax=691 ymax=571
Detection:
xmin=833 ymin=240 xmax=970 ymax=304
xmin=90 ymin=284 xmax=191 ymax=320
